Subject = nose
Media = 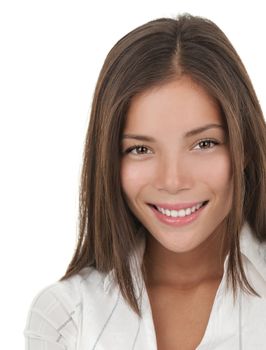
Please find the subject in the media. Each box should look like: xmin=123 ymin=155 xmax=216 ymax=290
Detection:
xmin=154 ymin=154 xmax=192 ymax=194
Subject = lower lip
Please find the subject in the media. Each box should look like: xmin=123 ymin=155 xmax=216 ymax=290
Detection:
xmin=149 ymin=203 xmax=207 ymax=227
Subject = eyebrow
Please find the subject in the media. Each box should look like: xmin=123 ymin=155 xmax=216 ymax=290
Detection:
xmin=122 ymin=124 xmax=224 ymax=142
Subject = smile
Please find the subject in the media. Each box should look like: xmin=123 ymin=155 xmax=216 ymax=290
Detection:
xmin=155 ymin=202 xmax=206 ymax=218
xmin=148 ymin=201 xmax=209 ymax=227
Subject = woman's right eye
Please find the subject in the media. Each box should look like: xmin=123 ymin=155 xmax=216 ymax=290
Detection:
xmin=124 ymin=145 xmax=152 ymax=155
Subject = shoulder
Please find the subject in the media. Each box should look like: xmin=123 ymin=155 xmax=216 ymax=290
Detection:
xmin=24 ymin=267 xmax=105 ymax=349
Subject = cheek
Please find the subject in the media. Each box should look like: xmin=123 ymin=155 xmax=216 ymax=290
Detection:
xmin=193 ymin=151 xmax=232 ymax=188
xmin=211 ymin=155 xmax=231 ymax=191
xmin=120 ymin=160 xmax=153 ymax=198
xmin=200 ymin=154 xmax=233 ymax=210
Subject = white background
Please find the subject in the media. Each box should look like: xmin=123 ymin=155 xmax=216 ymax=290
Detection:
xmin=0 ymin=0 xmax=265 ymax=348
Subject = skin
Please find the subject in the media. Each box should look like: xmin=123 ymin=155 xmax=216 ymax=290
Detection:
xmin=120 ymin=76 xmax=233 ymax=349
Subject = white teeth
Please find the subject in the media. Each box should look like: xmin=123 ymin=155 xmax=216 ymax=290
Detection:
xmin=179 ymin=209 xmax=186 ymax=217
xmin=170 ymin=210 xmax=178 ymax=218
xmin=165 ymin=209 xmax=171 ymax=216
xmin=156 ymin=202 xmax=205 ymax=218
xmin=185 ymin=208 xmax=191 ymax=215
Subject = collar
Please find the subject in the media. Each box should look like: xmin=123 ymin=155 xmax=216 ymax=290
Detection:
xmin=239 ymin=222 xmax=266 ymax=281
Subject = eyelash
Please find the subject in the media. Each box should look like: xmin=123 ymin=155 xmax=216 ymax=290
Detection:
xmin=124 ymin=145 xmax=152 ymax=155
xmin=194 ymin=139 xmax=220 ymax=150
xmin=123 ymin=139 xmax=220 ymax=155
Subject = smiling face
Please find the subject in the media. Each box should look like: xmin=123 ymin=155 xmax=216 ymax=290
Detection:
xmin=120 ymin=76 xmax=233 ymax=254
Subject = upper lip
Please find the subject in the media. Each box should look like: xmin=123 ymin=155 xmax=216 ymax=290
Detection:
xmin=150 ymin=201 xmax=207 ymax=211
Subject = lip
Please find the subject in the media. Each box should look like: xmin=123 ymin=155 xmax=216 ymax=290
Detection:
xmin=148 ymin=201 xmax=208 ymax=227
xmin=149 ymin=201 xmax=206 ymax=211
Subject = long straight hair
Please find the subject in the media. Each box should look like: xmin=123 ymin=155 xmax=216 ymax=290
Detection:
xmin=61 ymin=14 xmax=266 ymax=315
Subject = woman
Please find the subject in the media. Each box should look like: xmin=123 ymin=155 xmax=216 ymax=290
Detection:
xmin=24 ymin=14 xmax=266 ymax=349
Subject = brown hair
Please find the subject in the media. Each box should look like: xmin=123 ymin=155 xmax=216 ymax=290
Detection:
xmin=61 ymin=14 xmax=266 ymax=315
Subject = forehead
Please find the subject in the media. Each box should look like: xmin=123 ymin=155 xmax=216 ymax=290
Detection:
xmin=124 ymin=77 xmax=223 ymax=133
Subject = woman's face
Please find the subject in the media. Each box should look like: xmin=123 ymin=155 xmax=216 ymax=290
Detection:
xmin=120 ymin=76 xmax=233 ymax=253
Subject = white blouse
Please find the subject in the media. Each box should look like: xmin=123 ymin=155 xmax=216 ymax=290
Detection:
xmin=24 ymin=223 xmax=266 ymax=349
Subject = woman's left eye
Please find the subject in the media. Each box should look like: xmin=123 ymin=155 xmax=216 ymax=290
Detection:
xmin=194 ymin=139 xmax=219 ymax=150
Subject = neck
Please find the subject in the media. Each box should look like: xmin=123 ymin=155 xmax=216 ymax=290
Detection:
xmin=143 ymin=226 xmax=228 ymax=290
